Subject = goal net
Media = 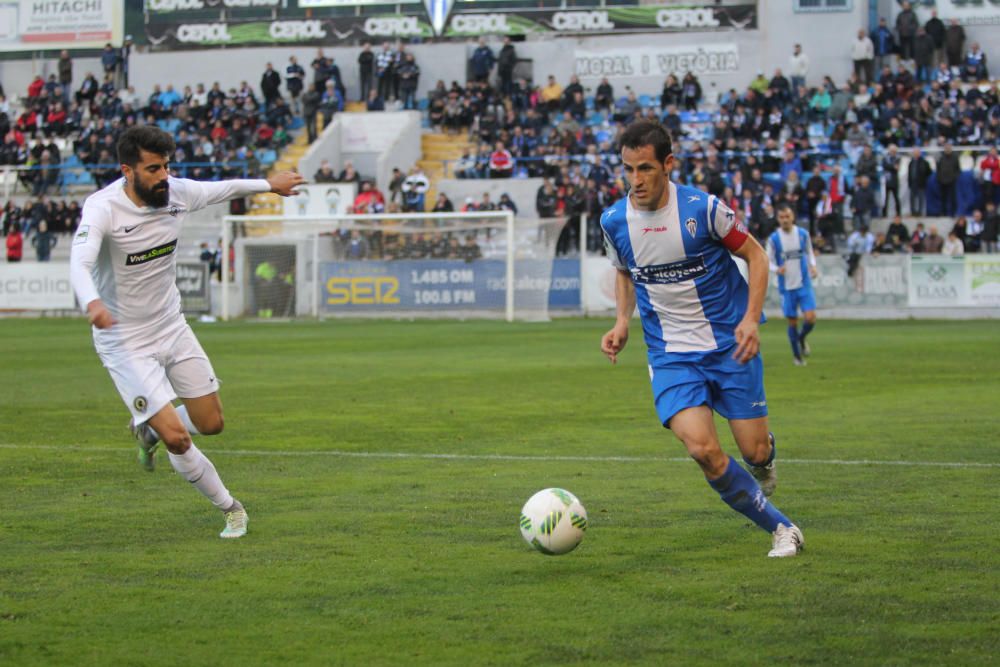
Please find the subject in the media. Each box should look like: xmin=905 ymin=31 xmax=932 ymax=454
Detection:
xmin=220 ymin=211 xmax=570 ymax=321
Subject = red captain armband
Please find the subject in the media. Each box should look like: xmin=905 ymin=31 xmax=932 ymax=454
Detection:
xmin=721 ymin=219 xmax=750 ymax=252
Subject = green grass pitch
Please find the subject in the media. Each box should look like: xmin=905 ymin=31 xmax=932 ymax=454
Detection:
xmin=1 ymin=317 xmax=998 ymax=666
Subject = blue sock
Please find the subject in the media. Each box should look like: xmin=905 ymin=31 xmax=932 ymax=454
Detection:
xmin=787 ymin=325 xmax=802 ymax=358
xmin=707 ymin=457 xmax=792 ymax=533
xmin=800 ymin=321 xmax=814 ymax=342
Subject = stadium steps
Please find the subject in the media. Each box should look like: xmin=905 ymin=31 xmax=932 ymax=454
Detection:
xmin=247 ymin=127 xmax=314 ymax=218
xmin=419 ymin=132 xmax=476 ymax=211
xmin=345 ymin=101 xmax=366 ymax=113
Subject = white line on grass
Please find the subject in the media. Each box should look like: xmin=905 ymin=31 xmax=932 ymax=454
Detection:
xmin=1 ymin=443 xmax=998 ymax=469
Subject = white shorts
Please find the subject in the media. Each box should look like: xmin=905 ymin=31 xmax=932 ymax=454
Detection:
xmin=97 ymin=323 xmax=220 ymax=425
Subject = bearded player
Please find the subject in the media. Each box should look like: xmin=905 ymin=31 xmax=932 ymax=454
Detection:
xmin=70 ymin=125 xmax=305 ymax=539
xmin=599 ymin=120 xmax=804 ymax=557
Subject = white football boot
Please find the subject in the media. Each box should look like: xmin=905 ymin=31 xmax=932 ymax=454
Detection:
xmin=768 ymin=524 xmax=804 ymax=558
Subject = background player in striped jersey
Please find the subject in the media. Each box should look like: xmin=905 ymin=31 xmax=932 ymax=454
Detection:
xmin=599 ymin=120 xmax=803 ymax=558
xmin=767 ymin=203 xmax=818 ymax=366
xmin=70 ymin=126 xmax=305 ymax=539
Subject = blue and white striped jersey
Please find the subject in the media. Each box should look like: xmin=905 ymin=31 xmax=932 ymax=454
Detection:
xmin=600 ymin=182 xmax=755 ymax=363
xmin=767 ymin=226 xmax=815 ymax=293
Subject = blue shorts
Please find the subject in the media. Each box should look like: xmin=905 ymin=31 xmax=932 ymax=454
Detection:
xmin=649 ymin=346 xmax=768 ymax=427
xmin=781 ymin=286 xmax=817 ymax=318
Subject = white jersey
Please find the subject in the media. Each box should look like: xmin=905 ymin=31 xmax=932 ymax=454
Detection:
xmin=70 ymin=176 xmax=269 ymax=345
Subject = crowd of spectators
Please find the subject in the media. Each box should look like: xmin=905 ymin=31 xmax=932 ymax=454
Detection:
xmin=843 ymin=201 xmax=999 ymax=259
xmin=424 ymin=12 xmax=997 ymax=255
xmin=1 ymin=9 xmax=998 ymax=262
xmin=333 ymin=228 xmax=483 ymax=262
xmin=2 ymin=197 xmax=81 ymax=262
xmin=1 ymin=45 xmax=299 ymax=188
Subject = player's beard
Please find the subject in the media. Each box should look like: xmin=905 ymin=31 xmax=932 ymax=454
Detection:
xmin=134 ymin=178 xmax=170 ymax=208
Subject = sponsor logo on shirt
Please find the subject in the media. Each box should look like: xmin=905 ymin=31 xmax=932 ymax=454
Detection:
xmin=125 ymin=239 xmax=178 ymax=266
xmin=630 ymin=256 xmax=707 ymax=284
xmin=783 ymin=249 xmax=803 ymax=260
xmin=642 ymin=226 xmax=669 ymax=235
xmin=73 ymin=225 xmax=90 ymax=245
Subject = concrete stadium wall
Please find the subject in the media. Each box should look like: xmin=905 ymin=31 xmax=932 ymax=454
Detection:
xmin=297 ymin=116 xmax=344 ymax=185
xmin=435 ymin=177 xmax=543 ymax=218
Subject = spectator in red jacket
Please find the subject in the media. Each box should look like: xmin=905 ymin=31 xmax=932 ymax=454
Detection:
xmin=980 ymin=146 xmax=1000 ymax=207
xmin=16 ymin=109 xmax=38 ymax=137
xmin=6 ymin=222 xmax=23 ymax=262
xmin=210 ymin=120 xmax=228 ymax=142
xmin=352 ymin=181 xmax=386 ymax=214
xmin=488 ymin=141 xmax=513 ymax=178
xmin=27 ymin=76 xmax=44 ymax=98
xmin=46 ymin=103 xmax=68 ymax=135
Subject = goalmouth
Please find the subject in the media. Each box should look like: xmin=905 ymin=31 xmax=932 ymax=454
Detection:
xmin=220 ymin=211 xmax=569 ymax=322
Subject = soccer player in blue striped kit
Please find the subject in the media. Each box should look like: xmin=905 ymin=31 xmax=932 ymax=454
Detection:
xmin=767 ymin=203 xmax=818 ymax=366
xmin=599 ymin=120 xmax=803 ymax=557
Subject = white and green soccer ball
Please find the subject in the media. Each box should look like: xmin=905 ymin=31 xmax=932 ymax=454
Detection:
xmin=519 ymin=488 xmax=588 ymax=555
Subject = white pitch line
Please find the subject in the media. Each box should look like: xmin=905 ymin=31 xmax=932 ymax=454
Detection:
xmin=0 ymin=443 xmax=998 ymax=469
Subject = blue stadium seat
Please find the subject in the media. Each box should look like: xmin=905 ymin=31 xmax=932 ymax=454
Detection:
xmin=639 ymin=94 xmax=653 ymax=108
xmin=157 ymin=118 xmax=180 ymax=135
xmin=418 ymin=98 xmax=429 ymax=111
xmin=259 ymin=149 xmax=278 ymax=166
xmin=763 ymin=174 xmax=783 ymax=191
xmin=585 ymin=96 xmax=595 ymax=110
xmin=289 ymin=116 xmax=304 ymax=130
xmin=595 ymin=130 xmax=611 ymax=144
xmin=587 ymin=111 xmax=604 ymax=127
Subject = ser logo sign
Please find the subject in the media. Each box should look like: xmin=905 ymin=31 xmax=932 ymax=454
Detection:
xmin=326 ymin=276 xmax=400 ymax=305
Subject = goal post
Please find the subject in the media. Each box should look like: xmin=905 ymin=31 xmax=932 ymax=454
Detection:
xmin=220 ymin=211 xmax=571 ymax=322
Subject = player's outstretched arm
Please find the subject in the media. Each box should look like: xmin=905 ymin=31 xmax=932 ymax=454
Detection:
xmin=731 ymin=236 xmax=768 ymax=364
xmin=267 ymin=171 xmax=306 ymax=197
xmin=601 ymin=269 xmax=634 ymax=364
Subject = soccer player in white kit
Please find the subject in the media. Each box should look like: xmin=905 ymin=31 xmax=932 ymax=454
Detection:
xmin=70 ymin=126 xmax=305 ymax=539
xmin=767 ymin=203 xmax=818 ymax=366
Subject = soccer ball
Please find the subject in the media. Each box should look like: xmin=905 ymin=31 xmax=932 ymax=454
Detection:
xmin=519 ymin=488 xmax=588 ymax=555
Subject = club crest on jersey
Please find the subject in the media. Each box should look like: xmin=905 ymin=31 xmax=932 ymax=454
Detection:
xmin=168 ymin=206 xmax=180 ymax=217
xmin=133 ymin=396 xmax=147 ymax=413
xmin=685 ymin=217 xmax=698 ymax=238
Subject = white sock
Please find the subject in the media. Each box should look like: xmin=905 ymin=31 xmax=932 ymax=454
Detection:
xmin=175 ymin=404 xmax=201 ymax=435
xmin=168 ymin=443 xmax=234 ymax=510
